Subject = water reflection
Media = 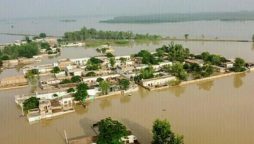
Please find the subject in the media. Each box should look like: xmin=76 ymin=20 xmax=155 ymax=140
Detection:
xmin=120 ymin=95 xmax=131 ymax=104
xmin=99 ymin=99 xmax=112 ymax=110
xmin=233 ymin=73 xmax=246 ymax=89
xmin=137 ymin=87 xmax=150 ymax=99
xmin=168 ymin=86 xmax=186 ymax=97
xmin=197 ymin=80 xmax=214 ymax=91
xmin=75 ymin=105 xmax=89 ymax=115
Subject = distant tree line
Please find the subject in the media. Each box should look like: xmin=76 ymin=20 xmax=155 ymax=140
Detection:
xmin=62 ymin=27 xmax=161 ymax=42
xmin=0 ymin=42 xmax=40 ymax=61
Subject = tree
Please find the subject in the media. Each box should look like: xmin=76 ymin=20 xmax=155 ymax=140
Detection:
xmin=99 ymin=80 xmax=110 ymax=95
xmin=168 ymin=43 xmax=190 ymax=62
xmin=97 ymin=117 xmax=128 ymax=144
xmin=96 ymin=77 xmax=104 ymax=83
xmin=152 ymin=119 xmax=184 ymax=144
xmin=51 ymin=66 xmax=61 ymax=73
xmin=232 ymin=58 xmax=246 ymax=72
xmin=40 ymin=42 xmax=50 ymax=49
xmin=119 ymin=79 xmax=130 ymax=90
xmin=109 ymin=57 xmax=116 ymax=68
xmin=23 ymin=97 xmax=40 ymax=112
xmin=71 ymin=76 xmax=82 ymax=83
xmin=74 ymin=83 xmax=89 ymax=102
xmin=184 ymin=34 xmax=189 ymax=40
xmin=106 ymin=52 xmax=114 ymax=58
xmin=85 ymin=72 xmax=97 ymax=77
xmin=39 ymin=33 xmax=47 ymax=38
xmin=137 ymin=50 xmax=159 ymax=65
xmin=170 ymin=62 xmax=188 ymax=81
xmin=120 ymin=57 xmax=127 ymax=65
xmin=140 ymin=66 xmax=155 ymax=79
xmin=67 ymin=88 xmax=75 ymax=93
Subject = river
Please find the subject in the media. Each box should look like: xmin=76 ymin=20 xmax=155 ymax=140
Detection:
xmin=0 ymin=17 xmax=254 ymax=144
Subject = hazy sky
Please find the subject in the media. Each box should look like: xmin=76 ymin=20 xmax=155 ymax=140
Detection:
xmin=1 ymin=0 xmax=254 ymax=19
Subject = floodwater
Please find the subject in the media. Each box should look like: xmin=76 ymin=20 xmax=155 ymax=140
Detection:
xmin=1 ymin=17 xmax=254 ymax=144
xmin=1 ymin=16 xmax=254 ymax=43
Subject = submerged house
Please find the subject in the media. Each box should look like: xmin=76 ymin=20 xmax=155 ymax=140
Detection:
xmin=0 ymin=75 xmax=28 ymax=88
xmin=27 ymin=96 xmax=74 ymax=123
xmin=141 ymin=75 xmax=177 ymax=88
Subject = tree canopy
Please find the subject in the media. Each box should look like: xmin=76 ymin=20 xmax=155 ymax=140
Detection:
xmin=99 ymin=80 xmax=110 ymax=95
xmin=136 ymin=50 xmax=159 ymax=65
xmin=74 ymin=83 xmax=89 ymax=102
xmin=62 ymin=27 xmax=161 ymax=42
xmin=152 ymin=119 xmax=184 ymax=144
xmin=23 ymin=97 xmax=40 ymax=112
xmin=169 ymin=62 xmax=188 ymax=81
xmin=119 ymin=79 xmax=130 ymax=90
xmin=232 ymin=58 xmax=246 ymax=72
xmin=97 ymin=117 xmax=129 ymax=144
xmin=0 ymin=42 xmax=40 ymax=60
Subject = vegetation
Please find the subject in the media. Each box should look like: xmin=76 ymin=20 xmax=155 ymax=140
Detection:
xmin=23 ymin=97 xmax=40 ymax=112
xmin=67 ymin=88 xmax=75 ymax=93
xmin=40 ymin=42 xmax=50 ymax=50
xmin=96 ymin=77 xmax=104 ymax=83
xmin=135 ymin=50 xmax=159 ymax=65
xmin=74 ymin=83 xmax=89 ymax=102
xmin=106 ymin=52 xmax=115 ymax=58
xmin=39 ymin=33 xmax=47 ymax=38
xmin=184 ymin=63 xmax=214 ymax=79
xmin=232 ymin=58 xmax=246 ymax=72
xmin=109 ymin=57 xmax=116 ymax=68
xmin=51 ymin=66 xmax=61 ymax=73
xmin=60 ymin=79 xmax=72 ymax=84
xmin=85 ymin=72 xmax=96 ymax=77
xmin=99 ymin=80 xmax=110 ymax=95
xmin=86 ymin=57 xmax=103 ymax=71
xmin=152 ymin=119 xmax=184 ymax=144
xmin=252 ymin=34 xmax=254 ymax=42
xmin=167 ymin=43 xmax=190 ymax=62
xmin=0 ymin=42 xmax=40 ymax=60
xmin=165 ymin=62 xmax=188 ymax=81
xmin=102 ymin=11 xmax=254 ymax=23
xmin=119 ymin=79 xmax=130 ymax=90
xmin=198 ymin=52 xmax=226 ymax=66
xmin=71 ymin=76 xmax=82 ymax=83
xmin=97 ymin=117 xmax=128 ymax=144
xmin=140 ymin=66 xmax=155 ymax=79
xmin=62 ymin=27 xmax=161 ymax=42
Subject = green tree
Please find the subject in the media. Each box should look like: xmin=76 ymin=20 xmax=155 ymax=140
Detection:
xmin=232 ymin=58 xmax=246 ymax=72
xmin=152 ymin=119 xmax=184 ymax=144
xmin=99 ymin=80 xmax=110 ymax=95
xmin=51 ymin=66 xmax=61 ymax=73
xmin=109 ymin=57 xmax=116 ymax=68
xmin=119 ymin=79 xmax=130 ymax=90
xmin=170 ymin=62 xmax=188 ymax=81
xmin=106 ymin=52 xmax=114 ymax=58
xmin=168 ymin=43 xmax=190 ymax=62
xmin=120 ymin=57 xmax=127 ymax=65
xmin=39 ymin=33 xmax=47 ymax=38
xmin=140 ymin=66 xmax=155 ymax=79
xmin=74 ymin=83 xmax=89 ymax=102
xmin=67 ymin=88 xmax=75 ymax=93
xmin=71 ymin=76 xmax=82 ymax=83
xmin=96 ymin=77 xmax=104 ymax=83
xmin=97 ymin=117 xmax=128 ymax=144
xmin=23 ymin=97 xmax=40 ymax=112
xmin=136 ymin=50 xmax=158 ymax=65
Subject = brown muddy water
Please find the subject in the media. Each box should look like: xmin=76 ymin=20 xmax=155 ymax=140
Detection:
xmin=0 ymin=41 xmax=254 ymax=144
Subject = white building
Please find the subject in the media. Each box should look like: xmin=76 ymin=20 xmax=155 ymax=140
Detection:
xmin=141 ymin=75 xmax=177 ymax=88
